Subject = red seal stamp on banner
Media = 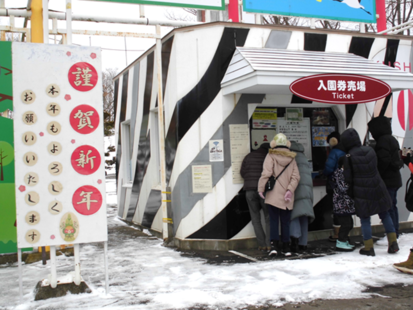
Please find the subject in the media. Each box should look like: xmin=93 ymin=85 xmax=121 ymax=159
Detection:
xmin=70 ymin=105 xmax=99 ymax=134
xmin=68 ymin=62 xmax=98 ymax=92
xmin=71 ymin=145 xmax=101 ymax=175
xmin=72 ymin=185 xmax=102 ymax=216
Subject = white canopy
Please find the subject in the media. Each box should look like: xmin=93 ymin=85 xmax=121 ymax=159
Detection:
xmin=221 ymin=47 xmax=413 ymax=96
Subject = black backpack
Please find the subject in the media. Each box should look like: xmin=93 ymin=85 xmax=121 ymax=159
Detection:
xmin=405 ymin=174 xmax=413 ymax=212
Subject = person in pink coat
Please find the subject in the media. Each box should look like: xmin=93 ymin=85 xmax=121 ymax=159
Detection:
xmin=258 ymin=133 xmax=300 ymax=256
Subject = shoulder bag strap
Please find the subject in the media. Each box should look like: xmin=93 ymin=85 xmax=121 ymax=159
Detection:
xmin=406 ymin=174 xmax=413 ymax=201
xmin=274 ymin=160 xmax=292 ymax=181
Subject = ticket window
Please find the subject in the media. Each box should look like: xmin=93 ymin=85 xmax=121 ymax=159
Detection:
xmin=249 ymin=107 xmax=339 ymax=183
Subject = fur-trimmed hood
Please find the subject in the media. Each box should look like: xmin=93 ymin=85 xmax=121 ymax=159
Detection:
xmin=268 ymin=148 xmax=297 ymax=167
xmin=269 ymin=148 xmax=297 ymax=158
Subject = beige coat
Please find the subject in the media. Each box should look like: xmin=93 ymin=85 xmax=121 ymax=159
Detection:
xmin=257 ymin=148 xmax=300 ymax=210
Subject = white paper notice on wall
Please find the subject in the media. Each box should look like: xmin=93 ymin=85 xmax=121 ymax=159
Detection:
xmin=277 ymin=118 xmax=312 ymax=160
xmin=229 ymin=124 xmax=250 ymax=184
xmin=192 ymin=165 xmax=213 ymax=193
xmin=209 ymin=139 xmax=224 ymax=162
xmin=13 ymin=43 xmax=107 ymax=248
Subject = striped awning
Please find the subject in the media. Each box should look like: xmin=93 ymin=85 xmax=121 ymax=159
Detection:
xmin=221 ymin=47 xmax=413 ymax=96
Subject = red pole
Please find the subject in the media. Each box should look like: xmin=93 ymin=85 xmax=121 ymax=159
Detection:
xmin=228 ymin=0 xmax=239 ymax=22
xmin=376 ymin=0 xmax=387 ymax=33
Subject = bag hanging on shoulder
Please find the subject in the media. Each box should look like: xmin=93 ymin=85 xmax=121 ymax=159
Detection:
xmin=264 ymin=161 xmax=291 ymax=193
xmin=405 ymin=174 xmax=413 ymax=212
xmin=265 ymin=176 xmax=276 ymax=192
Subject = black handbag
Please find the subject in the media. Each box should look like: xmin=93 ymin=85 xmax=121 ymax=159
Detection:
xmin=264 ymin=162 xmax=291 ymax=193
xmin=405 ymin=174 xmax=413 ymax=212
xmin=265 ymin=176 xmax=276 ymax=192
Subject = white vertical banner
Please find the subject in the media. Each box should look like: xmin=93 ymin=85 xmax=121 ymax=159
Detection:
xmin=13 ymin=43 xmax=107 ymax=248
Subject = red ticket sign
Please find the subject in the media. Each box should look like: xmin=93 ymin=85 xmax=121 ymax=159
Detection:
xmin=70 ymin=105 xmax=99 ymax=134
xmin=290 ymin=74 xmax=391 ymax=104
xmin=71 ymin=145 xmax=101 ymax=175
xmin=72 ymin=185 xmax=102 ymax=216
xmin=68 ymin=62 xmax=98 ymax=92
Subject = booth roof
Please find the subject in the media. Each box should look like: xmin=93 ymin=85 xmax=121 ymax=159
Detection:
xmin=221 ymin=47 xmax=413 ymax=96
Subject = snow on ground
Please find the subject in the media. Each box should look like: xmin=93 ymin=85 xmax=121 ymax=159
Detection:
xmin=2 ymin=177 xmax=413 ymax=309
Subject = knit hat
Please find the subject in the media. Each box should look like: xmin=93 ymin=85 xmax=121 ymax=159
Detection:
xmin=327 ymin=131 xmax=340 ymax=147
xmin=270 ymin=133 xmax=288 ymax=148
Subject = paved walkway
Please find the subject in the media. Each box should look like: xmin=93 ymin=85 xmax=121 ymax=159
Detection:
xmin=178 ymin=228 xmax=413 ymax=265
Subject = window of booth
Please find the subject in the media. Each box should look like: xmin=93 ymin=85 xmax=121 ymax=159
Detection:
xmin=249 ymin=107 xmax=338 ymax=180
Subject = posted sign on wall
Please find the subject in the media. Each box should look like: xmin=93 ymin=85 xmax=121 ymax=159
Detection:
xmin=13 ymin=43 xmax=107 ymax=248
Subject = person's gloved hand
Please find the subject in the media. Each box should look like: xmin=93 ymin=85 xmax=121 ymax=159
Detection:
xmin=258 ymin=192 xmax=265 ymax=200
xmin=284 ymin=190 xmax=292 ymax=202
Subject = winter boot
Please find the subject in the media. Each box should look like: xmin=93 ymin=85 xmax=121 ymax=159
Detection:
xmin=328 ymin=225 xmax=340 ymax=242
xmin=393 ymin=250 xmax=413 ymax=274
xmin=336 ymin=240 xmax=355 ymax=252
xmin=282 ymin=242 xmax=292 ymax=256
xmin=290 ymin=237 xmax=299 ymax=253
xmin=269 ymin=240 xmax=280 ymax=256
xmin=387 ymin=232 xmax=400 ymax=254
xmin=359 ymin=239 xmax=375 ymax=256
xmin=298 ymin=245 xmax=307 ymax=253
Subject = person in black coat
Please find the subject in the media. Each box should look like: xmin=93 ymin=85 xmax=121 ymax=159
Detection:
xmin=240 ymin=143 xmax=271 ymax=251
xmin=368 ymin=116 xmax=403 ymax=237
xmin=341 ymin=128 xmax=399 ymax=256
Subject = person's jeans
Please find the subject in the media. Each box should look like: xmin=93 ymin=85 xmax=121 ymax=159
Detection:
xmin=290 ymin=216 xmax=309 ymax=246
xmin=245 ymin=191 xmax=270 ymax=247
xmin=267 ymin=204 xmax=291 ymax=243
xmin=337 ymin=215 xmax=353 ymax=242
xmin=387 ymin=187 xmax=400 ymax=237
xmin=360 ymin=210 xmax=395 ymax=241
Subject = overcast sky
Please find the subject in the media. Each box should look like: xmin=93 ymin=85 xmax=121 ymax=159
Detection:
xmin=2 ymin=0 xmax=198 ymax=71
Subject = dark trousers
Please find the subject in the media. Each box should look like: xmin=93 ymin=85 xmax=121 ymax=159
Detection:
xmin=267 ymin=204 xmax=291 ymax=243
xmin=387 ymin=187 xmax=399 ymax=237
xmin=328 ymin=192 xmax=340 ymax=227
xmin=245 ymin=190 xmax=270 ymax=247
xmin=337 ymin=215 xmax=353 ymax=242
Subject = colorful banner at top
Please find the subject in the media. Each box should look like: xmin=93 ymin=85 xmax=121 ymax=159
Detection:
xmin=243 ymin=0 xmax=376 ymax=23
xmin=86 ymin=0 xmax=225 ymax=10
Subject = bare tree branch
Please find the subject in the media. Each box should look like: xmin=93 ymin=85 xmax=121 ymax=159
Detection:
xmin=102 ymin=68 xmax=119 ymax=137
xmin=164 ymin=8 xmax=197 ymax=21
